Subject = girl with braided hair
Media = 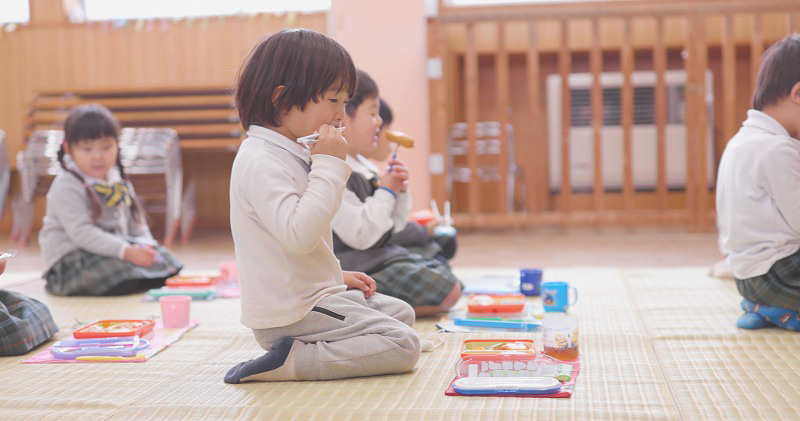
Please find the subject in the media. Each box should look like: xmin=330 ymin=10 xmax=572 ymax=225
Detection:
xmin=39 ymin=104 xmax=182 ymax=296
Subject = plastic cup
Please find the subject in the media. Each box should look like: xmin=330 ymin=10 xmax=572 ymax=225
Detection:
xmin=160 ymin=295 xmax=191 ymax=328
xmin=520 ymin=268 xmax=543 ymax=296
xmin=219 ymin=260 xmax=239 ymax=284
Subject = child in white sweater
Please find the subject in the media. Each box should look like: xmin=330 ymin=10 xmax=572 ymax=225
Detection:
xmin=224 ymin=29 xmax=420 ymax=383
xmin=717 ymin=34 xmax=800 ymax=330
xmin=330 ymin=72 xmax=461 ymax=316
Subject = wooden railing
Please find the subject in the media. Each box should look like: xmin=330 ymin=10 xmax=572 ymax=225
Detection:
xmin=428 ymin=0 xmax=800 ymax=230
xmin=26 ymin=86 xmax=240 ymax=151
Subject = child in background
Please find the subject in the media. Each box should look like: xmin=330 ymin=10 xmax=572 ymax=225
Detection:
xmin=224 ymin=29 xmax=419 ymax=383
xmin=362 ymin=99 xmax=458 ymax=264
xmin=331 ymin=70 xmax=461 ymax=317
xmin=39 ymin=104 xmax=182 ymax=296
xmin=716 ymin=34 xmax=800 ymax=330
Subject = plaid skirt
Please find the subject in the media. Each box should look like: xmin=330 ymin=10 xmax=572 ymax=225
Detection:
xmin=737 ymin=247 xmax=800 ymax=311
xmin=0 ymin=290 xmax=59 ymax=355
xmin=368 ymin=252 xmax=460 ymax=308
xmin=44 ymin=246 xmax=182 ymax=296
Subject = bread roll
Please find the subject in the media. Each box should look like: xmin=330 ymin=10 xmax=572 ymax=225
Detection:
xmin=385 ymin=130 xmax=415 ymax=148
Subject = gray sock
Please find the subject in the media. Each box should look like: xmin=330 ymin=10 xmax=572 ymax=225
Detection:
xmin=224 ymin=336 xmax=295 ymax=384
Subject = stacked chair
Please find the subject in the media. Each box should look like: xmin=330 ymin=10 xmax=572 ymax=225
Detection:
xmin=447 ymin=121 xmax=525 ymax=212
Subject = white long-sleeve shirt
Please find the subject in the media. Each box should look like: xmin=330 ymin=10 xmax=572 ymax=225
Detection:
xmin=716 ymin=110 xmax=800 ymax=279
xmin=230 ymin=125 xmax=350 ymax=329
xmin=330 ymin=154 xmax=411 ymax=250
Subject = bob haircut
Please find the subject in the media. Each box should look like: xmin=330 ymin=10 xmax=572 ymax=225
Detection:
xmin=64 ymin=103 xmax=119 ymax=144
xmin=345 ymin=69 xmax=379 ymax=118
xmin=752 ymin=34 xmax=800 ymax=111
xmin=379 ymin=99 xmax=393 ymax=128
xmin=236 ymin=28 xmax=357 ymax=129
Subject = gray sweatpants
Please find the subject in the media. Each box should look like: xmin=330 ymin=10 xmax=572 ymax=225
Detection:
xmin=252 ymin=290 xmax=421 ymax=380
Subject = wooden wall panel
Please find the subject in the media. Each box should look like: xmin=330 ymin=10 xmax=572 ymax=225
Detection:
xmin=0 ymin=13 xmax=327 ymax=230
xmin=442 ymin=13 xmax=791 ymax=54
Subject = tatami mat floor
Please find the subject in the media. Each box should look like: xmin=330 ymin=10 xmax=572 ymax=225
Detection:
xmin=5 ymin=228 xmax=795 ymax=420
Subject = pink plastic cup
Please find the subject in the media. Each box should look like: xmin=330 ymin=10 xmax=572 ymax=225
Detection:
xmin=219 ymin=260 xmax=239 ymax=284
xmin=160 ymin=295 xmax=191 ymax=328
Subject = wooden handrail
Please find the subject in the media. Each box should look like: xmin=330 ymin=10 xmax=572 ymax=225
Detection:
xmin=428 ymin=0 xmax=799 ymax=230
xmin=436 ymin=0 xmax=800 ymax=22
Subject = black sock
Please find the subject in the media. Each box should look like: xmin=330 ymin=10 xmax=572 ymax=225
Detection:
xmin=224 ymin=336 xmax=295 ymax=384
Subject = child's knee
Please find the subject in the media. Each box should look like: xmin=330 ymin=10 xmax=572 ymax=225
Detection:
xmin=395 ymin=300 xmax=416 ymax=326
xmin=393 ymin=329 xmax=421 ymax=371
xmin=437 ymin=281 xmax=462 ymax=311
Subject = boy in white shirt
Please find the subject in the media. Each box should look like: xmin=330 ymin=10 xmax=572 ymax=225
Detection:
xmin=365 ymin=100 xmax=459 ymax=263
xmin=717 ymin=34 xmax=800 ymax=330
xmin=225 ymin=29 xmax=420 ymax=383
xmin=331 ymin=70 xmax=461 ymax=316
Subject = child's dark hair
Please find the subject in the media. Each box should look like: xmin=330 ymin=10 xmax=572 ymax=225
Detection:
xmin=236 ymin=28 xmax=357 ymax=129
xmin=345 ymin=69 xmax=379 ymax=118
xmin=379 ymin=99 xmax=393 ymax=129
xmin=752 ymin=33 xmax=800 ymax=111
xmin=59 ymin=104 xmax=145 ymax=223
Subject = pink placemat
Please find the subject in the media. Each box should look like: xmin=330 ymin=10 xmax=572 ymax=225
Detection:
xmin=444 ymin=359 xmax=580 ymax=398
xmin=22 ymin=319 xmax=199 ymax=364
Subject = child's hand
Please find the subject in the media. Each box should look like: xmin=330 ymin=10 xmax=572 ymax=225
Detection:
xmin=124 ymin=245 xmax=158 ymax=267
xmin=0 ymin=258 xmax=6 ymax=275
xmin=380 ymin=158 xmax=410 ymax=193
xmin=310 ymin=124 xmax=347 ymax=160
xmin=343 ymin=271 xmax=377 ymax=298
xmin=424 ymin=219 xmax=440 ymax=237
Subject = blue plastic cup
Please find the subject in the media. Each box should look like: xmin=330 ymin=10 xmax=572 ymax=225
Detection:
xmin=542 ymin=281 xmax=578 ymax=312
xmin=519 ymin=268 xmax=543 ymax=296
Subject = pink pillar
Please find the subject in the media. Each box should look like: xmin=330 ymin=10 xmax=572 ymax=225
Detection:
xmin=329 ymin=0 xmax=431 ymax=210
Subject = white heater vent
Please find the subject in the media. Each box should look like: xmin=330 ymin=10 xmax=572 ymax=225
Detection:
xmin=546 ymin=70 xmax=715 ymax=191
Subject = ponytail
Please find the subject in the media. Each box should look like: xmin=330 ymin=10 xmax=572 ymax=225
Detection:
xmin=115 ymin=154 xmax=147 ymax=225
xmin=57 ymin=144 xmax=103 ymax=221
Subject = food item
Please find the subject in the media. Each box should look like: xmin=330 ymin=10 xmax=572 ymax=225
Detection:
xmin=385 ymin=130 xmax=414 ymax=148
xmin=73 ymin=319 xmax=156 ymax=338
xmin=492 ymin=342 xmax=531 ymax=351
xmin=83 ymin=321 xmax=148 ymax=333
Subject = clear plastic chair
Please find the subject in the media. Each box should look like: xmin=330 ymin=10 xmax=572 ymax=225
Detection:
xmin=118 ymin=128 xmax=183 ymax=246
xmin=11 ymin=128 xmax=185 ymax=246
xmin=11 ymin=130 xmax=62 ymax=245
xmin=0 ymin=130 xmax=11 ymax=223
xmin=446 ymin=121 xmax=525 ymax=212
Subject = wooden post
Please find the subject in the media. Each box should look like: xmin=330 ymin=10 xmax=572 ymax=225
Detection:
xmin=686 ymin=13 xmax=709 ymax=231
xmin=464 ymin=23 xmax=480 ymax=217
xmin=496 ymin=21 xmax=511 ymax=214
xmin=559 ymin=19 xmax=572 ymax=212
xmin=428 ymin=20 xmax=449 ymax=208
xmin=590 ymin=18 xmax=605 ymax=213
xmin=721 ymin=14 xmax=737 ymax=150
xmin=654 ymin=16 xmax=668 ymax=212
xmin=751 ymin=14 xmax=764 ymax=92
xmin=526 ymin=20 xmax=547 ymax=213
xmin=621 ymin=17 xmax=634 ymax=211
